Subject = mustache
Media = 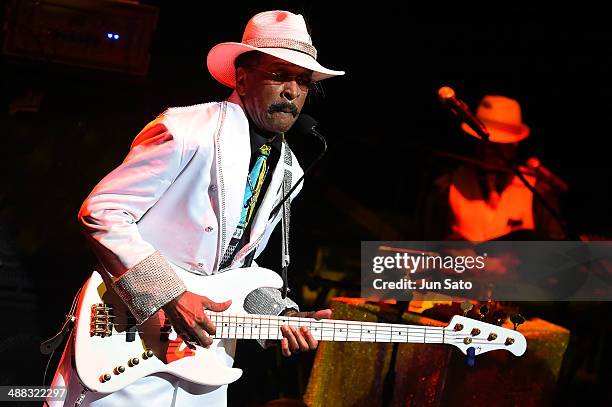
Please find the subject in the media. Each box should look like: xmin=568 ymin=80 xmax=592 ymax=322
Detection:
xmin=268 ymin=101 xmax=299 ymax=117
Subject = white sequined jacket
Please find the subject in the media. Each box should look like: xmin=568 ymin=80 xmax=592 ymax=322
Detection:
xmin=78 ymin=91 xmax=303 ymax=323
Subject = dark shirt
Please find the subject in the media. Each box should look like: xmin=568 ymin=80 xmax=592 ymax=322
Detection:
xmin=248 ymin=124 xmax=282 ymax=208
xmin=218 ymin=123 xmax=281 ymax=269
xmin=416 ymin=164 xmax=566 ymax=241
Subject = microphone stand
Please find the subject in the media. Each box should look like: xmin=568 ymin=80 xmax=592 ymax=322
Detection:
xmin=277 ymin=128 xmax=327 ymax=298
xmin=243 ymin=128 xmax=328 ymax=300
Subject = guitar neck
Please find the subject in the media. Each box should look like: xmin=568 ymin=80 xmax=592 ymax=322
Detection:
xmin=207 ymin=312 xmax=447 ymax=344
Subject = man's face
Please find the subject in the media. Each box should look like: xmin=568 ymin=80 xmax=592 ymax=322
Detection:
xmin=236 ymin=54 xmax=311 ymax=135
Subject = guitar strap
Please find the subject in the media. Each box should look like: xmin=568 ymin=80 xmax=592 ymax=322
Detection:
xmin=280 ymin=136 xmax=292 ymax=298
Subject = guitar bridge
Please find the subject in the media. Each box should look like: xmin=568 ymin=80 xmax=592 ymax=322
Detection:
xmin=90 ymin=303 xmax=113 ymax=337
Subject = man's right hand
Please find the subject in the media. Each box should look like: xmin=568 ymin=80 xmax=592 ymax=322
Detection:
xmin=161 ymin=291 xmax=232 ymax=349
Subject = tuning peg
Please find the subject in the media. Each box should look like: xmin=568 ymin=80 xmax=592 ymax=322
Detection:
xmin=510 ymin=314 xmax=525 ymax=331
xmin=466 ymin=346 xmax=476 ymax=367
xmin=460 ymin=301 xmax=473 ymax=316
xmin=479 ymin=304 xmax=489 ymax=320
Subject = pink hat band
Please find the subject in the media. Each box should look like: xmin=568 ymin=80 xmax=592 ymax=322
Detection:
xmin=243 ymin=38 xmax=317 ymax=59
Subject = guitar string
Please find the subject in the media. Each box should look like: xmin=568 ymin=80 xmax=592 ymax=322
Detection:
xmin=106 ymin=313 xmax=453 ymax=331
xmin=99 ymin=331 xmax=517 ymax=346
xmin=100 ymin=330 xmax=514 ymax=346
xmin=104 ymin=317 xmax=500 ymax=335
xmin=105 ymin=322 xmax=451 ymax=337
xmin=106 ymin=326 xmax=509 ymax=342
xmin=95 ymin=314 xmax=514 ymax=343
xmin=102 ymin=331 xmax=513 ymax=346
xmin=101 ymin=320 xmax=505 ymax=334
xmin=107 ymin=318 xmax=506 ymax=339
xmin=102 ymin=329 xmax=449 ymax=338
xmin=107 ymin=312 xmax=507 ymax=327
xmin=100 ymin=317 xmax=508 ymax=342
xmin=95 ymin=331 xmax=513 ymax=347
xmin=106 ymin=322 xmax=450 ymax=335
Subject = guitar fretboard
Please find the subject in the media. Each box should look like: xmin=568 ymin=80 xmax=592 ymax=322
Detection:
xmin=207 ymin=312 xmax=448 ymax=344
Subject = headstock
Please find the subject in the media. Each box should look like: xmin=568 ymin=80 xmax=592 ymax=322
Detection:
xmin=445 ymin=315 xmax=527 ymax=358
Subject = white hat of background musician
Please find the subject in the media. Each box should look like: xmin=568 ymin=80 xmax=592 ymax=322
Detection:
xmin=206 ymin=10 xmax=345 ymax=89
xmin=462 ymin=95 xmax=530 ymax=143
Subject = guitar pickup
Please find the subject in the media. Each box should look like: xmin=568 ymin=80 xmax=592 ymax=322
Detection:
xmin=126 ymin=313 xmax=137 ymax=342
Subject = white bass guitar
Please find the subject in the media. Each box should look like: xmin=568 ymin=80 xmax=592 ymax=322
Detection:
xmin=74 ymin=266 xmax=527 ymax=393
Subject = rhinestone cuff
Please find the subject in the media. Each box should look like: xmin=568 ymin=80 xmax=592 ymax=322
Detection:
xmin=112 ymin=251 xmax=187 ymax=324
xmin=244 ymin=287 xmax=299 ymax=348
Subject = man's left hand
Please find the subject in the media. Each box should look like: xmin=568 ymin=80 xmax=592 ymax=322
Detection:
xmin=278 ymin=309 xmax=332 ymax=357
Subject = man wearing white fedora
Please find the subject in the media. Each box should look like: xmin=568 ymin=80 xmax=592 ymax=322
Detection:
xmin=49 ymin=10 xmax=343 ymax=407
xmin=419 ymin=95 xmax=565 ymax=242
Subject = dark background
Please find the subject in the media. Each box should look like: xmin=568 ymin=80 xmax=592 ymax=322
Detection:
xmin=1 ymin=1 xmax=611 ymax=406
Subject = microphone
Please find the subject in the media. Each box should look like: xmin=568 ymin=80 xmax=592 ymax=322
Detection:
xmin=438 ymin=86 xmax=490 ymax=140
xmin=293 ymin=113 xmax=327 ymax=148
xmin=270 ymin=113 xmax=327 ymax=218
xmin=293 ymin=113 xmax=318 ymax=136
xmin=526 ymin=157 xmax=569 ymax=192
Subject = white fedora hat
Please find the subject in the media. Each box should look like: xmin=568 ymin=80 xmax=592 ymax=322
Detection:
xmin=207 ymin=10 xmax=344 ymax=89
xmin=462 ymin=95 xmax=530 ymax=143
